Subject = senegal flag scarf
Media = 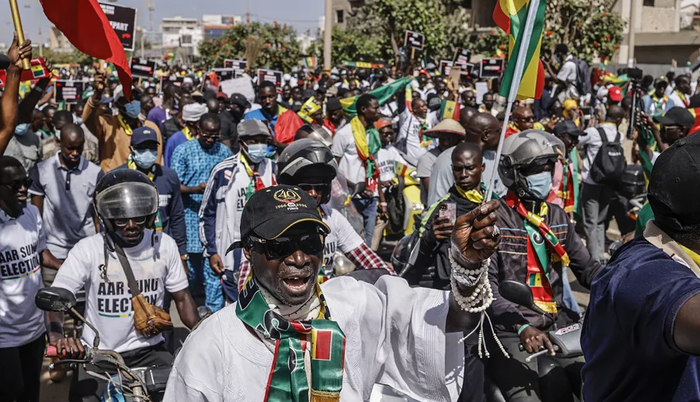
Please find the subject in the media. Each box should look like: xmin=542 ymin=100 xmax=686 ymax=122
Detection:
xmin=557 ymin=149 xmax=579 ymax=214
xmin=350 ymin=116 xmax=381 ymax=192
xmin=236 ymin=279 xmax=345 ymax=402
xmin=505 ymin=192 xmax=570 ymax=314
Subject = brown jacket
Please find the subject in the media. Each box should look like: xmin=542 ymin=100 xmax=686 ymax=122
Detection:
xmin=83 ymin=99 xmax=163 ymax=172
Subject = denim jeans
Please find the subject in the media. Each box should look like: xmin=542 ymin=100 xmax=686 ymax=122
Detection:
xmin=187 ymin=253 xmax=223 ymax=312
xmin=352 ymin=197 xmax=378 ymax=245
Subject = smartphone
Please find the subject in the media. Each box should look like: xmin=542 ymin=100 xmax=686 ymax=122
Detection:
xmin=439 ymin=202 xmax=457 ymax=225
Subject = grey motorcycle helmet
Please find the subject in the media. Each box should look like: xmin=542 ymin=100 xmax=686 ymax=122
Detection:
xmin=277 ymin=138 xmax=338 ymax=205
xmin=498 ymin=129 xmax=565 ymax=200
xmin=94 ymin=169 xmax=159 ymax=233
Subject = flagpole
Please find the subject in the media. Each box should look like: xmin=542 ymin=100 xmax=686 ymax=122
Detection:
xmin=485 ymin=0 xmax=541 ymax=201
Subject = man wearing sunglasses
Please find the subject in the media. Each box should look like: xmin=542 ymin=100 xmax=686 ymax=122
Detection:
xmin=171 ymin=113 xmax=232 ymax=312
xmin=49 ymin=169 xmax=200 ymax=402
xmin=235 ymin=139 xmax=392 ymax=291
xmin=199 ymin=120 xmax=276 ymax=304
xmin=505 ymin=106 xmax=546 ymax=138
xmin=0 ymin=156 xmax=62 ymax=402
xmin=166 ymin=184 xmax=503 ymax=402
xmin=486 ymin=131 xmax=602 ymax=402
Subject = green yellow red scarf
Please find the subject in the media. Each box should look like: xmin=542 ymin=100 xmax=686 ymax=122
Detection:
xmin=505 ymin=192 xmax=570 ymax=314
xmin=350 ymin=116 xmax=381 ymax=192
xmin=236 ymin=279 xmax=345 ymax=402
xmin=557 ymin=149 xmax=579 ymax=214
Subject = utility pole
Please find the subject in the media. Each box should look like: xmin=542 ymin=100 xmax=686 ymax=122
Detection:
xmin=628 ymin=0 xmax=638 ymax=66
xmin=141 ymin=28 xmax=145 ymax=58
xmin=323 ymin=0 xmax=332 ymax=72
xmin=246 ymin=0 xmax=250 ymax=24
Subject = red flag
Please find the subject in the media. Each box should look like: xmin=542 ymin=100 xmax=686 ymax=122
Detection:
xmin=275 ymin=110 xmax=304 ymax=145
xmin=39 ymin=0 xmax=132 ymax=99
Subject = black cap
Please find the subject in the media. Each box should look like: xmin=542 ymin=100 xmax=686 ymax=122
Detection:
xmin=228 ymin=93 xmax=250 ymax=108
xmin=226 ymin=185 xmax=330 ymax=253
xmin=654 ymin=107 xmax=695 ymax=130
xmin=648 ymin=132 xmax=700 ymax=231
xmin=553 ymin=120 xmax=585 ymax=136
xmin=326 ymin=97 xmax=342 ymax=112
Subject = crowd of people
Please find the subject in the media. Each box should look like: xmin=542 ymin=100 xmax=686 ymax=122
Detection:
xmin=1 ymin=31 xmax=699 ymax=402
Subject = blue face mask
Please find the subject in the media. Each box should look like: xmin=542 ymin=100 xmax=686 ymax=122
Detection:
xmin=124 ymin=101 xmax=141 ymax=119
xmin=14 ymin=123 xmax=30 ymax=136
xmin=526 ymin=171 xmax=553 ymax=200
xmin=246 ymin=143 xmax=268 ymax=163
xmin=132 ymin=148 xmax=158 ymax=170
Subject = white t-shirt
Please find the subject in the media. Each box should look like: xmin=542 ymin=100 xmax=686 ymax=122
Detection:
xmin=331 ymin=123 xmax=378 ymax=197
xmin=397 ymin=109 xmax=436 ymax=167
xmin=557 ymin=56 xmax=579 ymax=100
xmin=580 ymin=123 xmax=622 ymax=185
xmin=164 ymin=275 xmax=465 ymax=402
xmin=52 ymin=231 xmax=188 ymax=353
xmin=0 ymin=205 xmax=47 ymax=348
xmin=321 ymin=205 xmax=364 ymax=273
xmin=377 ymin=145 xmax=408 ymax=182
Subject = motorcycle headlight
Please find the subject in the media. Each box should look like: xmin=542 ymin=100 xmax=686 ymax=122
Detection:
xmin=408 ymin=170 xmax=418 ymax=182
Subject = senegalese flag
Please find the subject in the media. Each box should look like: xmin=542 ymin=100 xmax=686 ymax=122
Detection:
xmin=439 ymin=99 xmax=461 ymax=121
xmin=395 ymin=161 xmax=409 ymax=178
xmin=341 ymin=76 xmax=412 ymax=115
xmin=405 ymin=84 xmax=413 ymax=112
xmin=304 ymin=56 xmax=317 ymax=68
xmin=493 ymin=0 xmax=546 ymax=100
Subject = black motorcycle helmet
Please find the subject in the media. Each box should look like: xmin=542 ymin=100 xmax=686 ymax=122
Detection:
xmin=94 ymin=169 xmax=159 ymax=233
xmin=277 ymin=139 xmax=338 ymax=205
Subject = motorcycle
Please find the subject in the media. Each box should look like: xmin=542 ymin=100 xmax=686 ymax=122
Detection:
xmin=36 ymin=287 xmax=171 ymax=402
xmin=384 ymin=165 xmax=424 ymax=238
xmin=484 ymin=280 xmax=583 ymax=402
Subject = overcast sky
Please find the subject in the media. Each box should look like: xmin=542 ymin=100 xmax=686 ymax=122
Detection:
xmin=2 ymin=0 xmax=325 ymax=45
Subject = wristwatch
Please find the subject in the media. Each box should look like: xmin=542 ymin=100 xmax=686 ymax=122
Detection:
xmin=180 ymin=254 xmax=189 ymax=261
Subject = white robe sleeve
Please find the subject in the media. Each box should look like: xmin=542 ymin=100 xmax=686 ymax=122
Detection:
xmin=363 ymin=276 xmax=464 ymax=401
xmin=163 ymin=316 xmax=226 ymax=402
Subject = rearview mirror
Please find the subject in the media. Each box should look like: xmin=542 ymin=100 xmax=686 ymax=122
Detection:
xmin=498 ymin=280 xmax=546 ymax=315
xmin=35 ymin=287 xmax=77 ymax=312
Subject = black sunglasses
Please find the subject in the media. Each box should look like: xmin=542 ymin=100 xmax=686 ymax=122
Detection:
xmin=298 ymin=183 xmax=330 ymax=194
xmin=1 ymin=177 xmax=32 ymax=192
xmin=250 ymin=234 xmax=324 ymax=260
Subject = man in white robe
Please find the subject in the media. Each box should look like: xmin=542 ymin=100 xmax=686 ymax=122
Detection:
xmin=164 ymin=184 xmax=501 ymax=402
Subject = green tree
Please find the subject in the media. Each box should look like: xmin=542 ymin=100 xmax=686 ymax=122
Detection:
xmin=344 ymin=0 xmax=472 ymax=63
xmin=198 ymin=22 xmax=301 ymax=71
xmin=308 ymin=27 xmax=383 ymax=63
xmin=542 ymin=0 xmax=625 ymax=62
xmin=41 ymin=48 xmax=94 ymax=65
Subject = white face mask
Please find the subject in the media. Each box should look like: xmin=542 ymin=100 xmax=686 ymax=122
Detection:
xmin=246 ymin=143 xmax=268 ymax=163
xmin=132 ymin=149 xmax=158 ymax=170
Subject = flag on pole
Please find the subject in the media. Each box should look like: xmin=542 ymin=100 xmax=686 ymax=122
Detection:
xmin=405 ymin=84 xmax=413 ymax=113
xmin=493 ymin=0 xmax=546 ymax=100
xmin=439 ymin=100 xmax=461 ymax=121
xmin=340 ymin=77 xmax=412 ymax=115
xmin=39 ymin=0 xmax=133 ymax=99
xmin=304 ymin=57 xmax=317 ymax=68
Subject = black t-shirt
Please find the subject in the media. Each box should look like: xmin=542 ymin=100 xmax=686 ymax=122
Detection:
xmin=582 ymin=237 xmax=700 ymax=402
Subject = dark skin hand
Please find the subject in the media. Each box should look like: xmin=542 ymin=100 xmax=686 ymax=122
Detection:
xmin=518 ymin=324 xmax=556 ymax=355
xmin=0 ymin=35 xmax=32 ymax=156
xmin=445 ymin=200 xmax=501 ymax=333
